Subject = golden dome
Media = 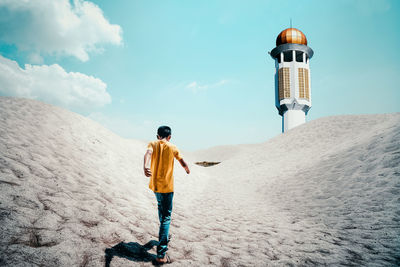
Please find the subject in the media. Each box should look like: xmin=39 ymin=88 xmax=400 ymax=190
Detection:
xmin=276 ymin=28 xmax=307 ymax=46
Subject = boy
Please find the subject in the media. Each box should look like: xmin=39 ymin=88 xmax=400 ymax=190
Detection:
xmin=143 ymin=126 xmax=190 ymax=264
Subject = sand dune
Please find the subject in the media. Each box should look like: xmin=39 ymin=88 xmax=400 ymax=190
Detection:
xmin=0 ymin=97 xmax=399 ymax=266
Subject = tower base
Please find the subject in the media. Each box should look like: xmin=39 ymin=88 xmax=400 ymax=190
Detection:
xmin=282 ymin=110 xmax=305 ymax=133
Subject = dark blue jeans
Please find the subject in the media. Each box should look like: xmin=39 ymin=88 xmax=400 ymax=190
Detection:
xmin=155 ymin=192 xmax=173 ymax=258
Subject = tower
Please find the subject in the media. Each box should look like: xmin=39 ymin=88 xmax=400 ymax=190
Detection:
xmin=270 ymin=28 xmax=314 ymax=132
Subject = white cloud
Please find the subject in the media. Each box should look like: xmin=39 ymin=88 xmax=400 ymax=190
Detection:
xmin=0 ymin=0 xmax=122 ymax=62
xmin=0 ymin=54 xmax=111 ymax=111
xmin=27 ymin=53 xmax=44 ymax=65
xmin=186 ymin=79 xmax=228 ymax=93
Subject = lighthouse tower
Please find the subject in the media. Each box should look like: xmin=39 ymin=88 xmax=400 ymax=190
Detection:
xmin=270 ymin=28 xmax=314 ymax=132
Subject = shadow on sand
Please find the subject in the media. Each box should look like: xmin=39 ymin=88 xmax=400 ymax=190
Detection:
xmin=105 ymin=240 xmax=159 ymax=266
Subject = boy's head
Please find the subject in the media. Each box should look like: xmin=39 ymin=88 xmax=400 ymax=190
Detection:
xmin=157 ymin=126 xmax=171 ymax=140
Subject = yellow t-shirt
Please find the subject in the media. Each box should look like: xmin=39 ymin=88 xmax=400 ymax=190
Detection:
xmin=147 ymin=140 xmax=182 ymax=193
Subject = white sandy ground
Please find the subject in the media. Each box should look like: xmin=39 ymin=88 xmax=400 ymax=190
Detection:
xmin=0 ymin=96 xmax=399 ymax=266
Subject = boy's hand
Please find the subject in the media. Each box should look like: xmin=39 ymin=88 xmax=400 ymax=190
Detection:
xmin=143 ymin=150 xmax=152 ymax=177
xmin=179 ymin=159 xmax=190 ymax=174
xmin=184 ymin=166 xmax=190 ymax=174
xmin=144 ymin=167 xmax=152 ymax=177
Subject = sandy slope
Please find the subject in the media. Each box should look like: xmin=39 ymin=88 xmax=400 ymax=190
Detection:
xmin=0 ymin=97 xmax=399 ymax=266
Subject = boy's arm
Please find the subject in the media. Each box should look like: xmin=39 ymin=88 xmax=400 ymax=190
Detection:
xmin=173 ymin=146 xmax=190 ymax=174
xmin=143 ymin=150 xmax=152 ymax=177
xmin=179 ymin=158 xmax=190 ymax=174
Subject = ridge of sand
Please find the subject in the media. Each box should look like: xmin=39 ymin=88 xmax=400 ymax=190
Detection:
xmin=0 ymin=97 xmax=399 ymax=266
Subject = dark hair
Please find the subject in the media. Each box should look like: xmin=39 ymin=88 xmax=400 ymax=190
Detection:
xmin=157 ymin=126 xmax=171 ymax=138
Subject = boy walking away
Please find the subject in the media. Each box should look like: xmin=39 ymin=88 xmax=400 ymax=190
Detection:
xmin=143 ymin=126 xmax=190 ymax=264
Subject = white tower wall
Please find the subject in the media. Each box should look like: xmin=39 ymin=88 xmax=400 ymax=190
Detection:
xmin=270 ymin=42 xmax=314 ymax=133
xmin=283 ymin=109 xmax=305 ymax=132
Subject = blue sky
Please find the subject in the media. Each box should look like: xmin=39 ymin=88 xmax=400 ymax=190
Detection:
xmin=0 ymin=0 xmax=399 ymax=151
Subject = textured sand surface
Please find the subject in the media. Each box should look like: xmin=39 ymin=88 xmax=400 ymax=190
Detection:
xmin=0 ymin=97 xmax=399 ymax=266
